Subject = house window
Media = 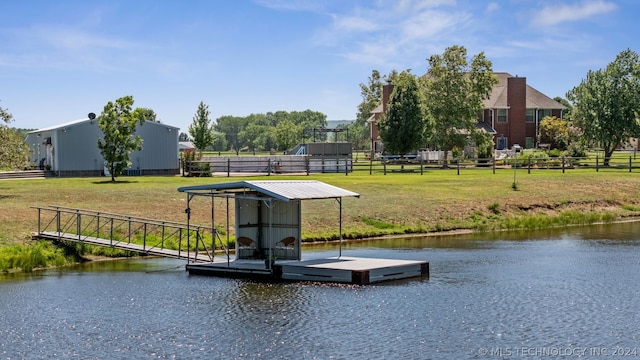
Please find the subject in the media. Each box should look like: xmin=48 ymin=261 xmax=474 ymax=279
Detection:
xmin=526 ymin=109 xmax=535 ymax=123
xmin=538 ymin=109 xmax=552 ymax=120
xmin=486 ymin=110 xmax=493 ymax=123
xmin=497 ymin=109 xmax=507 ymax=123
xmin=525 ymin=137 xmax=534 ymax=149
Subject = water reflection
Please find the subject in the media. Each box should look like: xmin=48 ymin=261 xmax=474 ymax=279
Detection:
xmin=2 ymin=222 xmax=640 ymax=359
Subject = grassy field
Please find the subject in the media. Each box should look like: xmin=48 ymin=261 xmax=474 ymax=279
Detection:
xmin=3 ymin=168 xmax=640 ymax=244
xmin=2 ymin=168 xmax=640 ymax=271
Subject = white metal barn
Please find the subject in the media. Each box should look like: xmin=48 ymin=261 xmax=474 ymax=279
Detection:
xmin=25 ymin=117 xmax=180 ymax=177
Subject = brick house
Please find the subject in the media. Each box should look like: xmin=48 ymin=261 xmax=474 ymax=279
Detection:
xmin=482 ymin=72 xmax=566 ymax=150
xmin=367 ymin=72 xmax=566 ymax=152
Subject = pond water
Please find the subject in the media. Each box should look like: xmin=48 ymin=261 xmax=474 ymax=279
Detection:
xmin=2 ymin=223 xmax=640 ymax=359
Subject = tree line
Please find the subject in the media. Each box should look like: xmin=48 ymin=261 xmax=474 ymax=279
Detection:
xmin=185 ymin=103 xmax=328 ymax=155
xmin=1 ymin=46 xmax=639 ymax=172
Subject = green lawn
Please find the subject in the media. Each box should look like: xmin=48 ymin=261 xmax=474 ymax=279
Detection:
xmin=3 ymin=168 xmax=640 ymax=246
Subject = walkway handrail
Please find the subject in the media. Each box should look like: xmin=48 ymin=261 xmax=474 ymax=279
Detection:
xmin=36 ymin=205 xmax=206 ymax=231
xmin=32 ymin=205 xmax=225 ymax=263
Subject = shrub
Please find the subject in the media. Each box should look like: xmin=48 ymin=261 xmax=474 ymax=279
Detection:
xmin=487 ymin=202 xmax=501 ymax=214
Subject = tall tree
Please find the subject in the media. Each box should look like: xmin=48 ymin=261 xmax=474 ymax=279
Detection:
xmin=567 ymin=48 xmax=640 ymax=165
xmin=421 ymin=45 xmax=497 ymax=166
xmin=356 ymin=70 xmax=383 ymax=126
xmin=188 ymin=101 xmax=213 ymax=155
xmin=274 ymin=119 xmax=301 ymax=152
xmin=378 ymin=71 xmax=428 ymax=158
xmin=0 ymin=100 xmax=29 ymax=170
xmin=215 ymin=115 xmax=248 ymax=155
xmin=97 ymin=96 xmax=151 ymax=182
xmin=352 ymin=70 xmax=401 ymax=150
xmin=553 ymin=96 xmax=573 ymax=121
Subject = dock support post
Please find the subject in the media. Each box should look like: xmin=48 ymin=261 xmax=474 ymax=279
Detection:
xmin=338 ymin=197 xmax=343 ymax=258
xmin=56 ymin=208 xmax=61 ymax=237
xmin=76 ymin=210 xmax=81 ymax=240
xmin=37 ymin=207 xmax=41 ymax=235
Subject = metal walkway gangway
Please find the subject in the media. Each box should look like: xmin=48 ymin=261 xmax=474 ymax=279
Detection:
xmin=32 ymin=206 xmax=229 ymax=264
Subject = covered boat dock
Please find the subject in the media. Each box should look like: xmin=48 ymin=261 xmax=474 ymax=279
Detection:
xmin=178 ymin=180 xmax=428 ymax=284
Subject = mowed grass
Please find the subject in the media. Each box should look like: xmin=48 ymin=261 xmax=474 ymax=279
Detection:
xmin=2 ymin=168 xmax=640 ymax=248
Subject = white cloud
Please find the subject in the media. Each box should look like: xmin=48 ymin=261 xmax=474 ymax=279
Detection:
xmin=394 ymin=0 xmax=456 ymax=13
xmin=485 ymin=2 xmax=499 ymax=14
xmin=334 ymin=15 xmax=380 ymax=32
xmin=254 ymin=0 xmax=325 ymax=13
xmin=400 ymin=10 xmax=467 ymax=42
xmin=531 ymin=0 xmax=617 ymax=26
xmin=33 ymin=25 xmax=135 ymax=52
xmin=308 ymin=1 xmax=472 ymax=68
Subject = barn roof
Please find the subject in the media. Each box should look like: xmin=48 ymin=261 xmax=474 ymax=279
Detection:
xmin=177 ymin=180 xmax=360 ymax=202
xmin=27 ymin=117 xmax=180 ymax=133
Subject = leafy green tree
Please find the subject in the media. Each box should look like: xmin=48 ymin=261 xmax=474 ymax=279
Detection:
xmin=567 ymin=49 xmax=640 ymax=166
xmin=553 ymin=96 xmax=573 ymax=121
xmin=188 ymin=101 xmax=214 ymax=155
xmin=421 ymin=45 xmax=497 ymax=166
xmin=215 ymin=115 xmax=248 ymax=155
xmin=97 ymin=96 xmax=152 ymax=182
xmin=352 ymin=70 xmax=400 ymax=151
xmin=240 ymin=123 xmax=272 ymax=152
xmin=289 ymin=110 xmax=327 ymax=143
xmin=471 ymin=131 xmax=495 ymax=160
xmin=0 ymin=100 xmax=29 ymax=170
xmin=378 ymin=71 xmax=428 ymax=158
xmin=275 ymin=119 xmax=302 ymax=152
xmin=356 ymin=70 xmax=383 ymax=127
xmin=135 ymin=108 xmax=157 ymax=123
xmin=210 ymin=131 xmax=228 ymax=151
xmin=338 ymin=122 xmax=368 ymax=150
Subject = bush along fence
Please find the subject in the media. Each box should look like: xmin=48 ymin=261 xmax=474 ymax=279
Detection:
xmin=180 ymin=152 xmax=640 ymax=177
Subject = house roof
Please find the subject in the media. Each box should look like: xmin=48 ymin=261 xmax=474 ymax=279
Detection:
xmin=367 ymin=72 xmax=565 ymax=114
xmin=370 ymin=104 xmax=384 ymax=115
xmin=177 ymin=180 xmax=360 ymax=202
xmin=483 ymin=72 xmax=566 ymax=110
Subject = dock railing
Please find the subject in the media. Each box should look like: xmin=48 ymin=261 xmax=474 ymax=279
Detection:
xmin=32 ymin=205 xmax=227 ymax=263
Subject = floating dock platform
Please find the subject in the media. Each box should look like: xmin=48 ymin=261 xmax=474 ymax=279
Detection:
xmin=186 ymin=256 xmax=429 ymax=285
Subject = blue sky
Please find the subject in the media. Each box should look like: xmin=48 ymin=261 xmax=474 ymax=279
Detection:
xmin=1 ymin=0 xmax=637 ymax=133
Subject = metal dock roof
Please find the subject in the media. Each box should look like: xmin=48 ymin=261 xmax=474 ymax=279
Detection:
xmin=177 ymin=180 xmax=360 ymax=202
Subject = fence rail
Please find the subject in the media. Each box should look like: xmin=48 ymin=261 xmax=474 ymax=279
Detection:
xmin=32 ymin=206 xmax=227 ymax=263
xmin=180 ymin=152 xmax=640 ymax=177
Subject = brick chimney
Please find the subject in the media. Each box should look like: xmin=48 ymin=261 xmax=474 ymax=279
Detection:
xmin=382 ymin=83 xmax=395 ymax=113
xmin=507 ymin=76 xmax=526 ymax=148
